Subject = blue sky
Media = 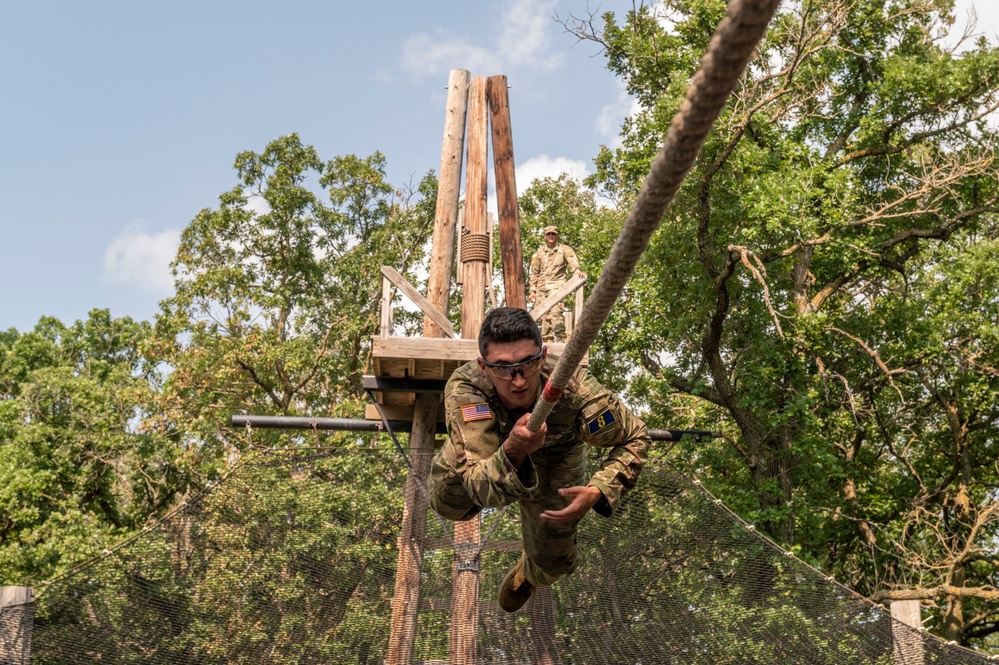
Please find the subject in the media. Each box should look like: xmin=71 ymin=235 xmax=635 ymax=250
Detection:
xmin=2 ymin=0 xmax=996 ymax=334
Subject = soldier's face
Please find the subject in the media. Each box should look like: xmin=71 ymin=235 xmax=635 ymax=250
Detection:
xmin=479 ymin=339 xmax=544 ymax=411
xmin=545 ymin=232 xmax=558 ymax=247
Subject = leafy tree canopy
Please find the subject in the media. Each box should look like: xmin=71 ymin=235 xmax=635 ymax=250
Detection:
xmin=558 ymin=0 xmax=999 ymax=647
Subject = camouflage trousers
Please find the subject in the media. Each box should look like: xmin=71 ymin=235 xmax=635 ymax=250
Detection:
xmin=535 ymin=284 xmax=567 ymax=343
xmin=429 ymin=441 xmax=587 ymax=587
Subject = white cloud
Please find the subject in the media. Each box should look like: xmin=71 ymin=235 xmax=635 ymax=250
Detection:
xmin=244 ymin=190 xmax=271 ymax=216
xmin=597 ymin=82 xmax=640 ymax=149
xmin=948 ymin=0 xmax=999 ymax=49
xmin=515 ymin=154 xmax=590 ymax=194
xmin=399 ymin=0 xmax=562 ymax=81
xmin=103 ymin=223 xmax=180 ymax=294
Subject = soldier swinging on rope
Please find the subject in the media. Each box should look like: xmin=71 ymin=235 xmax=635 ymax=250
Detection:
xmin=428 ymin=307 xmax=649 ymax=612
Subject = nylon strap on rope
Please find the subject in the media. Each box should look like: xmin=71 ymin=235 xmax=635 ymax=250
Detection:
xmin=527 ymin=0 xmax=781 ymax=431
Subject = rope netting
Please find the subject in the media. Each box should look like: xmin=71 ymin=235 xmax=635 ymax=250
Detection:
xmin=19 ymin=446 xmax=990 ymax=664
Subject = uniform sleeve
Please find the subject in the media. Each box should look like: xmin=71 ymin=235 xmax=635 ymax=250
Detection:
xmin=563 ymin=245 xmax=581 ymax=274
xmin=577 ymin=381 xmax=649 ymax=517
xmin=443 ymin=389 xmax=538 ymax=508
xmin=529 ymin=250 xmax=541 ymax=293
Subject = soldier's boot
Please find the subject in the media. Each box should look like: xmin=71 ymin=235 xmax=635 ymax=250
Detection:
xmin=498 ymin=553 xmax=534 ymax=612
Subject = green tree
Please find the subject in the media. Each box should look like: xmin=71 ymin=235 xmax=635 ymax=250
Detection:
xmin=564 ymin=0 xmax=999 ymax=647
xmin=0 ymin=310 xmax=183 ymax=584
xmin=151 ymin=134 xmax=437 ymax=470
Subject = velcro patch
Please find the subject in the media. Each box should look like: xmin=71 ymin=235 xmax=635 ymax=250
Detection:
xmin=587 ymin=409 xmax=616 ymax=435
xmin=461 ymin=402 xmax=493 ymax=422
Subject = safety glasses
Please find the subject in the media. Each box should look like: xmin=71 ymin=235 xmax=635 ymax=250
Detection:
xmin=481 ymin=348 xmax=545 ymax=380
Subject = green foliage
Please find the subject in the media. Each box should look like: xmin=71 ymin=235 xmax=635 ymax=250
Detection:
xmin=0 ymin=310 xmax=183 ymax=584
xmin=152 ymin=134 xmax=437 ymax=471
xmin=31 ymin=445 xmax=407 ymax=664
xmin=564 ymin=0 xmax=999 ymax=648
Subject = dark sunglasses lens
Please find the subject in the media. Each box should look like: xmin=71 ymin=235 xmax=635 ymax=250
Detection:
xmin=485 ymin=352 xmax=543 ymax=379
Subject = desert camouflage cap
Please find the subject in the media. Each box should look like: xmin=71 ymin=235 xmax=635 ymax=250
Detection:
xmin=543 ymin=225 xmax=558 ymax=235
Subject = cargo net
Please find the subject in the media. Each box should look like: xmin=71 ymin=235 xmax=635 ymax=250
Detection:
xmin=21 ymin=446 xmax=991 ymax=664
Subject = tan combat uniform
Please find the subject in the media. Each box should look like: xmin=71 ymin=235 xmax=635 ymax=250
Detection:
xmin=529 ymin=243 xmax=581 ymax=342
xmin=429 ymin=360 xmax=649 ymax=588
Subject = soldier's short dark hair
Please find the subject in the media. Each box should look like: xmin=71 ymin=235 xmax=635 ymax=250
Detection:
xmin=478 ymin=307 xmax=543 ymax=359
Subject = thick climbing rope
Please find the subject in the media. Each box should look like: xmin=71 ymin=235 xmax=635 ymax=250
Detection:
xmin=528 ymin=0 xmax=782 ymax=431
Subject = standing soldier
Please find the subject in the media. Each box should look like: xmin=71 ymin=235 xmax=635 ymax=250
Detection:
xmin=528 ymin=225 xmax=584 ymax=343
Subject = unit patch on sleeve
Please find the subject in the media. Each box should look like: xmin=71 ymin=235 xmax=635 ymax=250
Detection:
xmin=461 ymin=402 xmax=493 ymax=423
xmin=587 ymin=409 xmax=617 ymax=434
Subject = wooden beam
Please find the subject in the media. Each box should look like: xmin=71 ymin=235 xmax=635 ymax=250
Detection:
xmin=452 ymin=75 xmax=489 ymax=665
xmin=530 ymin=273 xmax=587 ymax=321
xmin=380 ymin=272 xmax=393 ymax=338
xmin=424 ymin=68 xmax=469 ymax=339
xmin=381 ymin=266 xmax=457 ymax=339
xmin=386 ymin=67 xmax=469 ymax=665
xmin=363 ymin=375 xmax=448 ymax=394
xmin=373 ymin=337 xmax=479 ymax=361
xmin=372 ymin=337 xmax=581 ymax=365
xmin=487 ymin=75 xmax=526 ymax=309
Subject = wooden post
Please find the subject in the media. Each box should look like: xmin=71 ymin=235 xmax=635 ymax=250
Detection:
xmin=385 ymin=68 xmax=469 ymax=665
xmin=487 ymin=74 xmax=526 ymax=309
xmin=891 ymin=600 xmax=924 ymax=665
xmin=489 ymin=79 xmax=563 ymax=658
xmin=426 ymin=68 xmax=471 ymax=328
xmin=571 ymin=281 xmax=585 ymax=342
xmin=380 ymin=273 xmax=393 ymax=339
xmin=451 ymin=75 xmax=489 ymax=665
xmin=0 ymin=587 xmax=33 ymax=665
xmin=487 ymin=212 xmax=498 ymax=310
xmin=530 ymin=586 xmax=560 ymax=665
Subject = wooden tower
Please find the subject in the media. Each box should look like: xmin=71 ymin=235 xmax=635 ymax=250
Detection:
xmin=370 ymin=70 xmax=585 ymax=665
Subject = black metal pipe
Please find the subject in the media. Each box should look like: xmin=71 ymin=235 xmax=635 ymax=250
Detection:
xmin=229 ymin=415 xmax=715 ymax=442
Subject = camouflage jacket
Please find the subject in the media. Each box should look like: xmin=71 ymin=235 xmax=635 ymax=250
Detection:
xmin=529 ymin=243 xmax=581 ymax=293
xmin=432 ymin=360 xmax=649 ymax=518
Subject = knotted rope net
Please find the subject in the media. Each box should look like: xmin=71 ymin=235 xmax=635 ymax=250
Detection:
xmin=21 ymin=446 xmax=991 ymax=664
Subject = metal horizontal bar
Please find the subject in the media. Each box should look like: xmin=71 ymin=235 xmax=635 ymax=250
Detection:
xmin=650 ymin=428 xmax=717 ymax=441
xmin=230 ymin=415 xmax=715 ymax=442
xmin=230 ymin=415 xmax=447 ymax=435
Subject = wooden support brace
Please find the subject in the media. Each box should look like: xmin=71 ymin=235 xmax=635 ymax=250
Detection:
xmin=530 ymin=273 xmax=587 ymax=321
xmin=381 ymin=266 xmax=458 ymax=339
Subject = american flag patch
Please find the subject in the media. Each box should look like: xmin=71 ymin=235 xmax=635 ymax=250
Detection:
xmin=461 ymin=402 xmax=492 ymax=422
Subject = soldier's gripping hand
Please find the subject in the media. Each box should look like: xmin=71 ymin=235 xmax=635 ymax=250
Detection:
xmin=502 ymin=413 xmax=546 ymax=470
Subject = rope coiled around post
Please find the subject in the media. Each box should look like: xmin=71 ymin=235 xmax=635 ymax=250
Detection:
xmin=460 ymin=232 xmax=490 ymax=263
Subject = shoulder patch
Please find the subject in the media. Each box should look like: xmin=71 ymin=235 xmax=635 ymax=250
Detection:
xmin=461 ymin=402 xmax=493 ymax=423
xmin=587 ymin=409 xmax=617 ymax=435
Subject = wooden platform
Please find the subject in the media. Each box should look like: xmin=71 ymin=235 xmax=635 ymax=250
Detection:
xmin=365 ymin=337 xmax=585 ymax=422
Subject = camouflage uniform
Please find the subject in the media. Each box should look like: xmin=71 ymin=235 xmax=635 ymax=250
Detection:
xmin=429 ymin=360 xmax=649 ymax=588
xmin=529 ymin=243 xmax=581 ymax=343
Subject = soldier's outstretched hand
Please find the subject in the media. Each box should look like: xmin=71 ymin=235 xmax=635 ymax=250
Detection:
xmin=540 ymin=486 xmax=603 ymax=523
